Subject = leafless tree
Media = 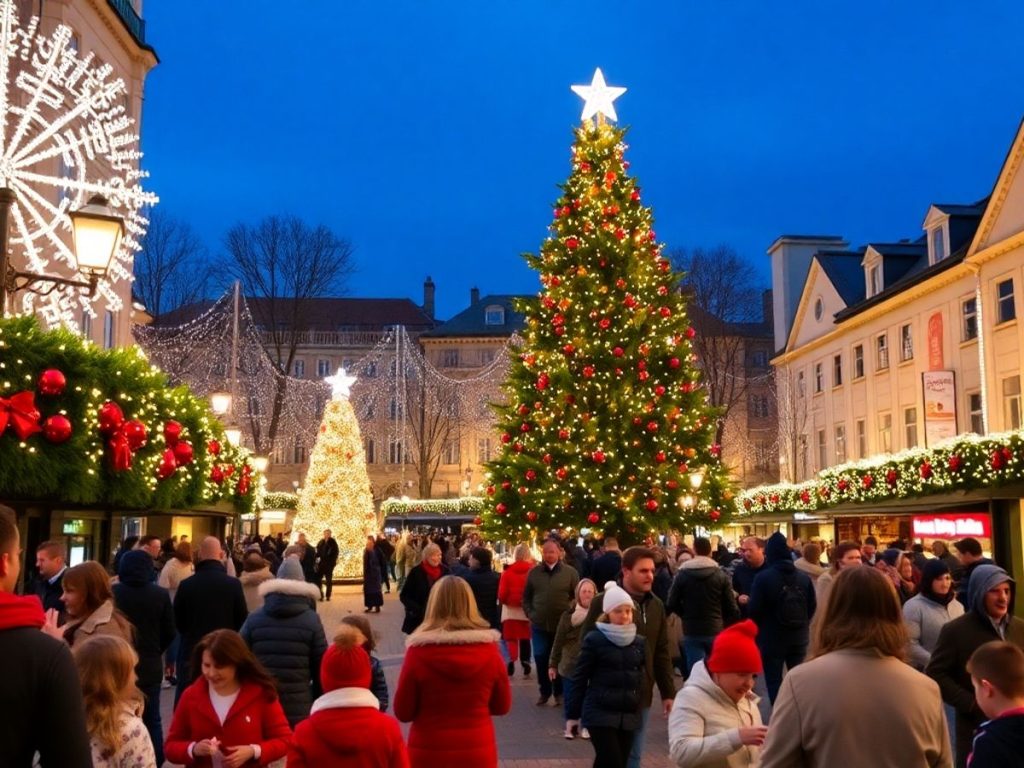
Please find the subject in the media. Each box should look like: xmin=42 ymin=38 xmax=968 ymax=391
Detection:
xmin=774 ymin=367 xmax=809 ymax=483
xmin=671 ymin=244 xmax=764 ymax=446
xmin=134 ymin=209 xmax=212 ymax=319
xmin=222 ymin=215 xmax=356 ymax=453
xmin=404 ymin=366 xmax=463 ymax=499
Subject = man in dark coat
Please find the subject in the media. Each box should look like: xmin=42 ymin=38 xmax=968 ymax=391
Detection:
xmin=375 ymin=534 xmax=395 ymax=593
xmin=173 ymin=535 xmax=248 ymax=707
xmin=589 ymin=537 xmax=623 ymax=590
xmin=0 ymin=506 xmax=91 ymax=767
xmin=315 ymin=529 xmax=339 ymax=601
xmin=927 ymin=564 xmax=1024 ymax=768
xmin=953 ymin=537 xmax=994 ymax=606
xmin=748 ymin=531 xmax=816 ymax=704
xmin=523 ymin=539 xmax=580 ymax=706
xmin=296 ymin=532 xmax=317 ymax=584
xmin=30 ymin=539 xmax=67 ymax=621
xmin=731 ymin=535 xmax=766 ymax=619
xmin=464 ymin=546 xmax=501 ymax=629
xmin=113 ymin=549 xmax=175 ymax=766
xmin=240 ymin=557 xmax=327 ymax=727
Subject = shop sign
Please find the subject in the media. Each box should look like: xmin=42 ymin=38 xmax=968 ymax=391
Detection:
xmin=922 ymin=370 xmax=957 ymax=446
xmin=912 ymin=513 xmax=991 ymax=539
xmin=62 ymin=519 xmax=85 ymax=535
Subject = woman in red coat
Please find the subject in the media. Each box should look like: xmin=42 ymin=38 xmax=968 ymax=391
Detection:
xmin=498 ymin=544 xmax=534 ymax=677
xmin=165 ymin=629 xmax=291 ymax=767
xmin=395 ymin=575 xmax=512 ymax=768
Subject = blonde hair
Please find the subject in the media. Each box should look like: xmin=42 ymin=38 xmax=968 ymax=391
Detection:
xmin=414 ymin=575 xmax=490 ymax=634
xmin=513 ymin=543 xmax=531 ymax=562
xmin=421 ymin=543 xmax=441 ymax=560
xmin=73 ymin=635 xmax=142 ymax=759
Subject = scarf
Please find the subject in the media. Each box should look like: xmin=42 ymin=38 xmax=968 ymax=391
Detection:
xmin=596 ymin=621 xmax=637 ymax=647
xmin=420 ymin=561 xmax=442 ymax=583
xmin=570 ymin=603 xmax=589 ymax=627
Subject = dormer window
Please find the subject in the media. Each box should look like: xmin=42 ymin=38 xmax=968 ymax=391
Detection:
xmin=930 ymin=226 xmax=946 ymax=264
xmin=868 ymin=264 xmax=882 ymax=297
xmin=484 ymin=305 xmax=505 ymax=325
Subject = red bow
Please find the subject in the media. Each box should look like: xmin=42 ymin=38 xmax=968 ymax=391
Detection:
xmin=108 ymin=430 xmax=134 ymax=472
xmin=0 ymin=391 xmax=42 ymax=441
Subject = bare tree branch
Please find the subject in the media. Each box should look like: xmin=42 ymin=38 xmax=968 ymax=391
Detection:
xmin=134 ymin=209 xmax=212 ymax=319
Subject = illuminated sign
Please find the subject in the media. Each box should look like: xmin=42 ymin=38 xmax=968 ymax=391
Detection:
xmin=62 ymin=519 xmax=85 ymax=535
xmin=912 ymin=513 xmax=991 ymax=539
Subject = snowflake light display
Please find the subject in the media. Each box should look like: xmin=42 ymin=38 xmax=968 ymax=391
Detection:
xmin=0 ymin=0 xmax=157 ymax=328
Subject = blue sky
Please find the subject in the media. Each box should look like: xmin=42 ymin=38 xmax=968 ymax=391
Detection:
xmin=140 ymin=1 xmax=1023 ymax=320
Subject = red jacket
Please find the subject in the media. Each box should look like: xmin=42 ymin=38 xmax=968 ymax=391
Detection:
xmin=498 ymin=560 xmax=532 ymax=608
xmin=165 ymin=678 xmax=292 ymax=767
xmin=394 ymin=628 xmax=511 ymax=768
xmin=288 ymin=687 xmax=408 ymax=768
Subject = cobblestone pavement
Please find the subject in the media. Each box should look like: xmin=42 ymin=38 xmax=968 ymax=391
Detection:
xmin=160 ymin=583 xmax=674 ymax=767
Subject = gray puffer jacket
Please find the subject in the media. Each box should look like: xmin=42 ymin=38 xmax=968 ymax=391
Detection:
xmin=239 ymin=578 xmax=328 ymax=727
xmin=902 ymin=592 xmax=964 ymax=669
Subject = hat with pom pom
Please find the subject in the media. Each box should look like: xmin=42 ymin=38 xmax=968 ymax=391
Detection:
xmin=707 ymin=619 xmax=763 ymax=674
xmin=320 ymin=623 xmax=372 ymax=692
xmin=601 ymin=581 xmax=635 ymax=614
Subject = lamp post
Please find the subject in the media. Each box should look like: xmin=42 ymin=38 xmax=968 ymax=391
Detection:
xmin=210 ymin=391 xmax=232 ymax=416
xmin=0 ymin=190 xmax=124 ymax=317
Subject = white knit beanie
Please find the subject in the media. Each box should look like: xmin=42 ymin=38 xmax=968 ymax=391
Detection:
xmin=602 ymin=581 xmax=634 ymax=614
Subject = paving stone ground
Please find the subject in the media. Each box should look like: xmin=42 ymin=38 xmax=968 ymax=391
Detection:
xmin=160 ymin=583 xmax=674 ymax=767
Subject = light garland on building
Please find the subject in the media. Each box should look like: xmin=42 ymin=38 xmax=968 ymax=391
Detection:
xmin=380 ymin=496 xmax=485 ymax=518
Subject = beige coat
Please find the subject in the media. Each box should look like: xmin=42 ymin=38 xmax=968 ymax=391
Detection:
xmin=668 ymin=660 xmax=762 ymax=768
xmin=759 ymin=648 xmax=952 ymax=768
xmin=157 ymin=557 xmax=193 ymax=603
xmin=239 ymin=567 xmax=275 ymax=613
xmin=64 ymin=599 xmax=135 ymax=648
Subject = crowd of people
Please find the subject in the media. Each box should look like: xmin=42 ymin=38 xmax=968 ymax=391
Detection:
xmin=3 ymin=502 xmax=1024 ymax=768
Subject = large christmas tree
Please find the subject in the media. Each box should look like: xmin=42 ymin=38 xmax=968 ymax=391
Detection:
xmin=483 ymin=71 xmax=734 ymax=543
xmin=290 ymin=370 xmax=376 ymax=579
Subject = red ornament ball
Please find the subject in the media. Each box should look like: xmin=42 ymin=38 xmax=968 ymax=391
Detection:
xmin=592 ymin=450 xmax=606 ymax=464
xmin=645 ymin=499 xmax=658 ymax=511
xmin=655 ymin=450 xmax=666 ymax=463
xmin=583 ymin=366 xmax=595 ymax=378
xmin=631 ymin=190 xmax=641 ymax=201
xmin=599 ymin=317 xmax=611 ymax=330
xmin=555 ymin=467 xmax=568 ymax=480
xmin=709 ymin=509 xmax=722 ymax=522
xmin=565 ymin=237 xmax=579 ymax=250
xmin=42 ymin=414 xmax=72 ymax=444
xmin=654 ymin=385 xmax=666 ymax=397
xmin=799 ymin=490 xmax=811 ymax=504
xmin=501 ymin=480 xmax=512 ymax=490
xmin=647 ymin=420 xmax=659 ymax=432
xmin=210 ymin=465 xmax=224 ymax=484
xmin=525 ymin=469 xmax=537 ymax=481
xmin=207 ymin=439 xmax=221 ymax=456
xmin=558 ymin=429 xmax=570 ymax=440
xmin=501 ymin=433 xmax=512 ymax=444
xmin=38 ymin=368 xmax=66 ymax=396
xmin=948 ymin=455 xmax=963 ymax=472
xmin=613 ymin=346 xmax=624 ymax=357
xmin=486 ymin=485 xmax=495 ymax=496
xmin=526 ymin=511 xmax=538 ymax=522
xmin=542 ymin=453 xmax=552 ymax=464
xmin=97 ymin=401 xmax=124 ymax=436
xmin=496 ymin=503 xmax=507 ymax=515
xmin=668 ymin=357 xmax=680 ymax=369
xmin=173 ymin=440 xmax=194 ymax=466
xmin=862 ymin=475 xmax=874 ymax=488
xmin=518 ymin=404 xmax=530 ymax=416
xmin=473 ymin=516 xmax=483 ymax=526
xmin=122 ymin=419 xmax=148 ymax=451
xmin=536 ymin=373 xmax=550 ymax=391
xmin=886 ymin=469 xmax=899 ymax=486
xmin=685 ymin=326 xmax=696 ymax=339
xmin=156 ymin=449 xmax=178 ymax=480
xmin=587 ymin=512 xmax=600 ymax=525
xmin=163 ymin=420 xmax=183 ymax=447
xmin=920 ymin=462 xmax=933 ymax=480
xmin=660 ymin=307 xmax=672 ymax=318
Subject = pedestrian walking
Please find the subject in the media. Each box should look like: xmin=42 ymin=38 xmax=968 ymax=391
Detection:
xmin=589 ymin=537 xmax=622 ymax=590
xmin=566 ymin=581 xmax=646 ymax=768
xmin=73 ymin=635 xmax=157 ymax=768
xmin=363 ymin=535 xmax=386 ymax=612
xmin=341 ymin=614 xmax=390 ymax=711
xmin=399 ymin=542 xmax=448 ymax=634
xmin=760 ymin=566 xmax=951 ymax=768
xmin=239 ymin=551 xmax=274 ymax=613
xmin=464 ymin=546 xmax=501 ymax=630
xmin=157 ymin=540 xmax=193 ymax=690
xmin=394 ymin=575 xmax=511 ymax=768
xmin=903 ymin=559 xmax=965 ymax=670
xmin=523 ymin=538 xmax=579 ymax=706
xmin=43 ymin=560 xmax=135 ymax=648
xmin=812 ymin=540 xmax=861 ymax=612
xmin=376 ymin=534 xmax=395 ymax=594
xmin=315 ymin=529 xmax=339 ymax=601
xmin=395 ymin=532 xmax=412 ymax=591
xmin=731 ymin=537 xmax=766 ymax=619
xmin=965 ymin=641 xmax=1024 ymax=767
xmin=794 ymin=542 xmax=826 ymax=582
xmin=550 ymin=577 xmax=597 ymax=739
xmin=30 ymin=539 xmax=67 ymax=618
xmin=498 ymin=543 xmax=533 ymax=677
xmin=296 ymin=532 xmax=318 ymax=585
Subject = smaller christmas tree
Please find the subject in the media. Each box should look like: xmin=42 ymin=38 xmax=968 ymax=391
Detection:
xmin=291 ymin=369 xmax=376 ymax=579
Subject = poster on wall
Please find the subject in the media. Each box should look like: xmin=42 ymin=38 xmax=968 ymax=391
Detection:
xmin=922 ymin=370 xmax=957 ymax=446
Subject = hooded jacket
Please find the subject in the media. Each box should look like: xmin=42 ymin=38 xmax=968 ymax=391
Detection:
xmin=668 ymin=659 xmax=762 ymax=768
xmin=926 ymin=564 xmax=1024 ymax=767
xmin=239 ymin=578 xmax=328 ymax=727
xmin=113 ymin=549 xmax=176 ymax=688
xmin=748 ymin=532 xmax=816 ymax=652
xmin=666 ymin=555 xmax=740 ymax=636
xmin=240 ymin=567 xmax=275 ymax=613
xmin=393 ymin=627 xmax=510 ymax=768
xmin=0 ymin=591 xmax=92 ymax=767
xmin=902 ymin=559 xmax=965 ymax=670
xmin=288 ymin=688 xmax=408 ymax=768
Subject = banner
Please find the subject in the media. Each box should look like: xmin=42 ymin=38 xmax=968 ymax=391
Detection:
xmin=927 ymin=312 xmax=944 ymax=370
xmin=922 ymin=370 xmax=956 ymax=446
xmin=912 ymin=513 xmax=991 ymax=540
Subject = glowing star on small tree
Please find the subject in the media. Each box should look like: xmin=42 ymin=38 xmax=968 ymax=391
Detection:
xmin=571 ymin=68 xmax=627 ymax=122
xmin=325 ymin=368 xmax=358 ymax=400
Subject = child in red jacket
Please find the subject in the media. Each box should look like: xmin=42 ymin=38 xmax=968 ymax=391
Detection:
xmin=288 ymin=623 xmax=409 ymax=767
xmin=165 ymin=629 xmax=291 ymax=767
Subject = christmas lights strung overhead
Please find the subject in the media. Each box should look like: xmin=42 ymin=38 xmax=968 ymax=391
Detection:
xmin=571 ymin=68 xmax=627 ymax=122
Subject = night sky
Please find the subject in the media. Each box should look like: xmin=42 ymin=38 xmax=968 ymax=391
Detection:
xmin=140 ymin=1 xmax=1023 ymax=320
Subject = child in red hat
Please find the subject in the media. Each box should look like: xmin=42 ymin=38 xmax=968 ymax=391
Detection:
xmin=667 ymin=619 xmax=767 ymax=767
xmin=287 ymin=624 xmax=409 ymax=767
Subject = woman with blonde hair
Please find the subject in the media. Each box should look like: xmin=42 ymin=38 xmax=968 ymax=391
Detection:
xmin=498 ymin=542 xmax=534 ymax=677
xmin=74 ymin=634 xmax=157 ymax=767
xmin=43 ymin=561 xmax=134 ymax=647
xmin=760 ymin=566 xmax=951 ymax=767
xmin=399 ymin=541 xmax=449 ymax=634
xmin=395 ymin=575 xmax=511 ymax=767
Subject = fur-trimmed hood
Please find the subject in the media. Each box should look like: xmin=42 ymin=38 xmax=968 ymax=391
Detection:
xmin=256 ymin=577 xmax=320 ymax=618
xmin=406 ymin=627 xmax=500 ymax=647
xmin=240 ymin=568 xmax=274 ymax=588
xmin=310 ymin=687 xmax=380 ymax=714
xmin=258 ymin=577 xmax=320 ymax=600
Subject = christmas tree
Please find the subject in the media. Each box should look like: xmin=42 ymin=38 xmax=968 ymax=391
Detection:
xmin=483 ymin=70 xmax=735 ymax=543
xmin=291 ymin=370 xmax=376 ymax=579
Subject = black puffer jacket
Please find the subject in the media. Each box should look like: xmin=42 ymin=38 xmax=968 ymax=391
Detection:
xmin=666 ymin=556 xmax=739 ymax=636
xmin=566 ymin=627 xmax=646 ymax=730
xmin=239 ymin=577 xmax=328 ymax=727
xmin=464 ymin=566 xmax=501 ymax=629
xmin=113 ymin=550 xmax=175 ymax=688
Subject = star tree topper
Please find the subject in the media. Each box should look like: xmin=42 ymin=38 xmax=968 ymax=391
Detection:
xmin=326 ymin=368 xmax=357 ymax=400
xmin=571 ymin=68 xmax=627 ymax=122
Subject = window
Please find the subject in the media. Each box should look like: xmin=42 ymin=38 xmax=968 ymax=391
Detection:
xmin=484 ymin=305 xmax=505 ymax=325
xmin=904 ymin=407 xmax=918 ymax=449
xmin=248 ymin=396 xmax=261 ymax=416
xmin=797 ymin=371 xmax=806 ymax=398
xmin=900 ymin=324 xmax=914 ymax=362
xmin=798 ymin=435 xmax=809 ymax=479
xmin=749 ymin=394 xmax=769 ymax=419
xmin=754 ymin=441 xmax=771 ymax=471
xmin=365 ymin=439 xmax=376 ymax=464
xmin=317 ymin=358 xmax=332 ymax=377
xmin=835 ymin=424 xmax=847 ymax=464
xmin=814 ymin=363 xmax=823 ymax=394
xmin=1004 ymin=376 xmax=1022 ymax=430
xmin=969 ymin=392 xmax=984 ymax=434
xmin=479 ymin=349 xmax=496 ymax=365
xmin=853 ymin=344 xmax=864 ymax=379
xmin=363 ymin=403 xmax=375 ymax=420
xmin=997 ymin=279 xmax=1016 ymax=324
xmin=443 ymin=439 xmax=460 ymax=465
xmin=960 ymin=297 xmax=978 ymax=342
xmin=442 ymin=349 xmax=460 ymax=368
xmin=931 ymin=227 xmax=946 ymax=263
xmin=816 ymin=429 xmax=827 ymax=470
xmin=868 ymin=264 xmax=882 ymax=297
xmin=292 ymin=359 xmax=305 ymax=378
xmin=876 ymin=334 xmax=889 ymax=370
xmin=387 ymin=438 xmax=407 ymax=465
xmin=879 ymin=412 xmax=892 ymax=453
xmin=389 ymin=398 xmax=403 ymax=420
xmin=364 ymin=362 xmax=377 ymax=378
xmin=314 ymin=396 xmax=325 ymax=418
xmin=271 ymin=444 xmax=287 ymax=466
xmin=103 ymin=311 xmax=115 ymax=349
xmin=477 ymin=437 xmax=492 ymax=463
xmin=814 ymin=297 xmax=824 ymax=322
xmin=832 ymin=354 xmax=843 ymax=387
xmin=293 ymin=437 xmax=307 ymax=465
xmin=81 ymin=311 xmax=92 ymax=339
xmin=750 ymin=350 xmax=769 ymax=368
xmin=856 ymin=419 xmax=867 ymax=458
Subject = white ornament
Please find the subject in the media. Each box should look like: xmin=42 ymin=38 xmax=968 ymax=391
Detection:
xmin=326 ymin=367 xmax=357 ymax=400
xmin=0 ymin=0 xmax=157 ymax=329
xmin=571 ymin=68 xmax=627 ymax=122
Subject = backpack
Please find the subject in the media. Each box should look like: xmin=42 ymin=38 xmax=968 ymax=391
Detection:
xmin=776 ymin=573 xmax=808 ymax=629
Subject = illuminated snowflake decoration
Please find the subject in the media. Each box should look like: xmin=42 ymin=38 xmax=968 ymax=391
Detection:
xmin=0 ymin=0 xmax=157 ymax=328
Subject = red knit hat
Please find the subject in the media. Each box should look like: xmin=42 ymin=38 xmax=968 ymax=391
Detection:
xmin=320 ymin=624 xmax=372 ymax=692
xmin=706 ymin=620 xmax=762 ymax=674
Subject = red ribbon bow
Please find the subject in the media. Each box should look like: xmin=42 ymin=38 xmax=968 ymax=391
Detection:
xmin=108 ymin=430 xmax=134 ymax=472
xmin=0 ymin=391 xmax=42 ymax=441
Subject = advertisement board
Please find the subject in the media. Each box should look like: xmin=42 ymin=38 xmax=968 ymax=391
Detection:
xmin=922 ymin=370 xmax=957 ymax=446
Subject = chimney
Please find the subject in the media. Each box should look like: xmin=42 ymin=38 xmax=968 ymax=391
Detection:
xmin=766 ymin=235 xmax=848 ymax=351
xmin=423 ymin=276 xmax=435 ymax=319
xmin=470 ymin=286 xmax=480 ymax=305
xmin=762 ymin=289 xmax=773 ymax=326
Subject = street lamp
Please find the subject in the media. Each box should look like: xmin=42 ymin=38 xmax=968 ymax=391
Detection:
xmin=0 ymin=190 xmax=124 ymax=317
xmin=251 ymin=455 xmax=270 ymax=473
xmin=224 ymin=427 xmax=243 ymax=447
xmin=210 ymin=391 xmax=233 ymax=416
